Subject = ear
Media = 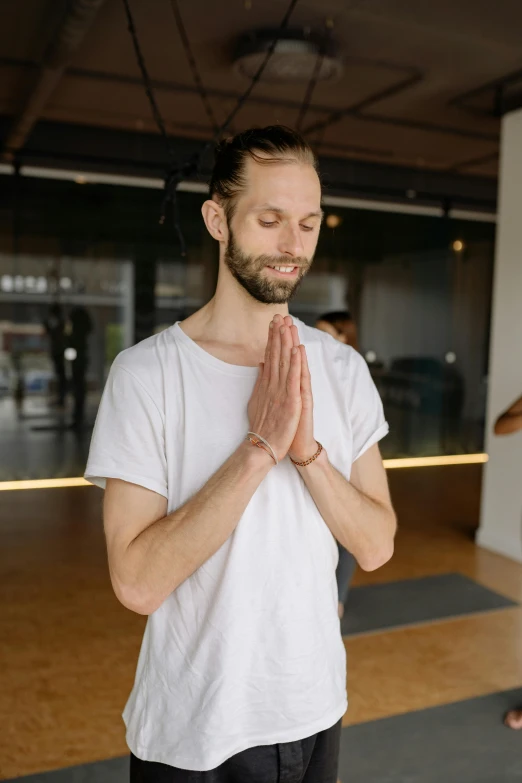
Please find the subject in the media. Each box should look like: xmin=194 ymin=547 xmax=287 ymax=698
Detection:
xmin=202 ymin=199 xmax=228 ymax=243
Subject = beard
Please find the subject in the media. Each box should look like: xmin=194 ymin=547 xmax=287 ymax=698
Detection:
xmin=224 ymin=229 xmax=312 ymax=305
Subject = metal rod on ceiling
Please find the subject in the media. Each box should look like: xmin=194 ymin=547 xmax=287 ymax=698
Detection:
xmin=0 ymin=56 xmax=502 ymax=145
xmin=168 ymin=0 xmax=219 ymax=134
xmin=449 ymin=66 xmax=522 ymax=116
xmin=303 ymin=70 xmax=423 ymax=136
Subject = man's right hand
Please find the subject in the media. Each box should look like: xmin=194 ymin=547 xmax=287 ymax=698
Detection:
xmin=247 ymin=314 xmax=302 ymax=462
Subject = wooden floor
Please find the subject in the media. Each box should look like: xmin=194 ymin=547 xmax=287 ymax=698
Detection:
xmin=2 ymin=465 xmax=522 ymax=779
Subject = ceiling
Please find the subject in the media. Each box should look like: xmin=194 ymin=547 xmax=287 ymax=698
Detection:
xmin=2 ymin=0 xmax=522 ymax=181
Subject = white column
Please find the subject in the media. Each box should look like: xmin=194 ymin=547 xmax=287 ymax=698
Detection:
xmin=477 ymin=108 xmax=522 ymax=562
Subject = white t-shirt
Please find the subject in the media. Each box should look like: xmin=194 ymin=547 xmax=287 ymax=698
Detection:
xmin=85 ymin=318 xmax=388 ymax=771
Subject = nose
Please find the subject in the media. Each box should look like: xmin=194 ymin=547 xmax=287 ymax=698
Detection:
xmin=277 ymin=222 xmax=304 ymax=259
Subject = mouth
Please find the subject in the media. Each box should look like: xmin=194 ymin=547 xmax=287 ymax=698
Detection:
xmin=266 ymin=264 xmax=300 ymax=279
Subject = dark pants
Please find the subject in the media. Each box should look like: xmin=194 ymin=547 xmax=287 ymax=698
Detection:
xmin=51 ymin=352 xmax=67 ymax=406
xmin=130 ymin=719 xmax=342 ymax=782
xmin=336 ymin=543 xmax=357 ymax=607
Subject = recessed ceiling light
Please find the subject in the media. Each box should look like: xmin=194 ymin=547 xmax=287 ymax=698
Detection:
xmin=234 ymin=29 xmax=343 ymax=83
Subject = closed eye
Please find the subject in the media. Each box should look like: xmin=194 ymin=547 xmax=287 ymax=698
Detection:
xmin=300 ymin=225 xmax=315 ymax=232
xmin=259 ymin=220 xmax=277 ymax=227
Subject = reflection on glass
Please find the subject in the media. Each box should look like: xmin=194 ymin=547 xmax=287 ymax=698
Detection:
xmin=0 ymin=250 xmax=134 ymax=480
xmin=0 ymin=173 xmax=495 ymax=480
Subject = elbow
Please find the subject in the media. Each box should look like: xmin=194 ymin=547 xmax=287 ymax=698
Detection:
xmin=494 ymin=419 xmax=511 ymax=436
xmin=112 ymin=576 xmax=162 ymax=616
xmin=122 ymin=596 xmax=158 ymax=616
xmin=358 ymin=540 xmax=394 ymax=572
xmin=493 ymin=419 xmax=504 ymax=436
xmin=358 ymin=514 xmax=396 ymax=572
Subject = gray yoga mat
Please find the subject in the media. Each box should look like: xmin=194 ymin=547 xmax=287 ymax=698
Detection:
xmin=341 ymin=572 xmax=517 ymax=636
xmin=338 ymin=687 xmax=522 ymax=783
xmin=2 ymin=756 xmax=129 ymax=782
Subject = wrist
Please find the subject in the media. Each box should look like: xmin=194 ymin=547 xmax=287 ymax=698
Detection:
xmin=294 ymin=443 xmax=328 ymax=472
xmin=239 ymin=440 xmax=275 ymax=475
xmin=289 ymin=440 xmax=322 ymax=465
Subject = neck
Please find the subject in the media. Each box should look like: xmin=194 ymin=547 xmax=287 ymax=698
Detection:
xmin=184 ymin=262 xmax=290 ymax=352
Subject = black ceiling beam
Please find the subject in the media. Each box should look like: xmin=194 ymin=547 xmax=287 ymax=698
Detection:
xmin=304 ymin=70 xmax=422 ymax=135
xmin=347 ymin=111 xmax=498 ymax=143
xmin=449 ymin=67 xmax=522 ymax=118
xmin=1 ymin=0 xmax=108 ymax=162
xmin=447 ymin=151 xmax=499 ymax=174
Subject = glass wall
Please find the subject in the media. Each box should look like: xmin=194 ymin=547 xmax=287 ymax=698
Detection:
xmin=304 ymin=208 xmax=494 ymax=458
xmin=0 ymin=172 xmax=495 ymax=480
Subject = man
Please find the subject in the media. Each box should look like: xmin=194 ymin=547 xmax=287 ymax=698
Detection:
xmin=316 ymin=311 xmax=360 ymax=620
xmin=315 ymin=310 xmax=359 ymax=352
xmin=86 ymin=126 xmax=396 ymax=782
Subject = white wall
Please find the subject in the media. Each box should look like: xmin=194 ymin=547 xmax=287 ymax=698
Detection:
xmin=477 ymin=108 xmax=522 ymax=563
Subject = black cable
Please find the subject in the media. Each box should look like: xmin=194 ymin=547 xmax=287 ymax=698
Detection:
xmin=296 ymin=44 xmax=325 ymax=132
xmin=121 ymin=0 xmax=174 ymax=159
xmin=168 ymin=0 xmax=299 ymax=194
xmin=312 ymin=124 xmax=327 ymax=156
xmin=168 ymin=0 xmax=220 ymax=134
xmin=122 ymin=0 xmax=300 ymax=249
xmin=213 ymin=0 xmax=299 ymax=140
xmin=172 ymin=181 xmax=187 ymax=256
xmin=159 ymin=0 xmax=300 ymax=237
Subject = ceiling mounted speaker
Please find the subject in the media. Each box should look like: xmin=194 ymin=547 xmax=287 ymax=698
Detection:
xmin=233 ymin=28 xmax=343 ymax=83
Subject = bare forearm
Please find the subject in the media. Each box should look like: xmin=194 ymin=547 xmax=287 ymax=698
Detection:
xmin=117 ymin=443 xmax=272 ymax=613
xmin=296 ymin=449 xmax=396 ymax=571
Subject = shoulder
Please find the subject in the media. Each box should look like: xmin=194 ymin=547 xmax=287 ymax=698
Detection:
xmin=296 ymin=319 xmax=361 ymax=371
xmin=109 ymin=325 xmax=179 ymax=402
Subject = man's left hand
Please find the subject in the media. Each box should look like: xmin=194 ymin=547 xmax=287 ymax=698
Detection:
xmin=285 ymin=316 xmax=318 ymax=464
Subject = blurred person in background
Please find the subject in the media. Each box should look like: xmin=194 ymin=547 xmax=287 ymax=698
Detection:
xmin=12 ymin=351 xmax=25 ymax=417
xmin=315 ymin=310 xmax=359 ymax=352
xmin=67 ymin=305 xmax=93 ymax=430
xmin=44 ymin=302 xmax=67 ymax=408
xmin=316 ymin=311 xmax=359 ymax=619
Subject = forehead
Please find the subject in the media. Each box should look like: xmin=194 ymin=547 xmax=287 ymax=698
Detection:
xmin=240 ymin=156 xmax=322 ymax=215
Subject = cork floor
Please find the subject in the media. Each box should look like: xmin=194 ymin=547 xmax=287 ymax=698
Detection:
xmin=2 ymin=465 xmax=522 ymax=780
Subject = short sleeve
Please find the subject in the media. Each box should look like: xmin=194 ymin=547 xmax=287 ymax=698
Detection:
xmin=346 ymin=350 xmax=389 ymax=463
xmin=85 ymin=363 xmax=168 ymax=498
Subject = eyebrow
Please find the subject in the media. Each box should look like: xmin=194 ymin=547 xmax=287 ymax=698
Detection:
xmin=255 ymin=204 xmax=324 ymax=220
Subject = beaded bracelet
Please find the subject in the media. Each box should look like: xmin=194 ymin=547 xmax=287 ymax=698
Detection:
xmin=290 ymin=442 xmax=323 ymax=467
xmin=246 ymin=432 xmax=278 ymax=465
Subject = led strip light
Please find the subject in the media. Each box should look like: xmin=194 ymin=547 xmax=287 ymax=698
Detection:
xmin=0 ymin=165 xmax=497 ymax=222
xmin=0 ymin=454 xmax=488 ymax=491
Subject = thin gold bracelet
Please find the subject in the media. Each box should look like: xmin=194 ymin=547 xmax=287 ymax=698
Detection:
xmin=290 ymin=442 xmax=323 ymax=467
xmin=246 ymin=432 xmax=278 ymax=465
